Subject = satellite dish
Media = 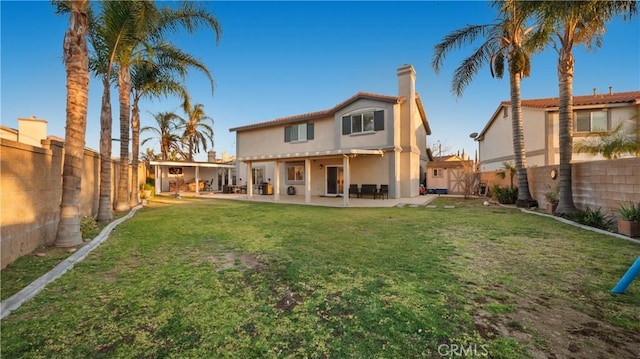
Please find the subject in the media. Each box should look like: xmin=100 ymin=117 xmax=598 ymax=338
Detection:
xmin=469 ymin=132 xmax=478 ymax=139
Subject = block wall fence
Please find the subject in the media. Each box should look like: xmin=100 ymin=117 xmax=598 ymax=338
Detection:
xmin=480 ymin=157 xmax=640 ymax=213
xmin=1 ymin=138 xmax=144 ymax=269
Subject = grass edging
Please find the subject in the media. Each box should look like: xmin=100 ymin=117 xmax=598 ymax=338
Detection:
xmin=519 ymin=207 xmax=640 ymax=245
xmin=0 ymin=205 xmax=143 ymax=320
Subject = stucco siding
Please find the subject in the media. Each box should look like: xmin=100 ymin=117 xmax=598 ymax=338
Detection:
xmin=335 ymin=100 xmax=396 ymax=150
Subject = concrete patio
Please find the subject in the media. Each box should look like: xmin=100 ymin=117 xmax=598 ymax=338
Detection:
xmin=179 ymin=192 xmax=439 ymax=208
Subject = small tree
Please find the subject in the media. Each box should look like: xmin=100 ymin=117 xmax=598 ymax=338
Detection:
xmin=496 ymin=161 xmax=517 ymax=189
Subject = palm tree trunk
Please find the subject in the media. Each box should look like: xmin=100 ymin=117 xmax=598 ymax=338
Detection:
xmin=556 ymin=49 xmax=577 ymax=215
xmin=56 ymin=0 xmax=89 ymax=247
xmin=115 ymin=65 xmax=131 ymax=211
xmin=509 ymin=69 xmax=534 ymax=207
xmin=97 ymin=75 xmax=113 ymax=222
xmin=130 ymin=94 xmax=141 ymax=206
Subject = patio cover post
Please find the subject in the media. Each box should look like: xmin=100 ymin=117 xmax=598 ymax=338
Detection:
xmin=154 ymin=164 xmax=160 ymax=195
xmin=343 ymin=155 xmax=350 ymax=206
xmin=227 ymin=167 xmax=232 ymax=185
xmin=304 ymin=158 xmax=311 ymax=203
xmin=195 ymin=166 xmax=200 ymax=195
xmin=274 ymin=160 xmax=280 ymax=202
xmin=247 ymin=161 xmax=254 ymax=197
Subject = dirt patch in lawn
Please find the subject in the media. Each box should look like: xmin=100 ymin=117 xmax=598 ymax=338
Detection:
xmin=207 ymin=252 xmax=262 ymax=272
xmin=472 ymin=289 xmax=640 ymax=358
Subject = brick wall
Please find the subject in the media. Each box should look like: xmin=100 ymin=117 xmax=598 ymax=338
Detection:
xmin=482 ymin=157 xmax=640 ymax=215
xmin=0 ymin=138 xmax=143 ymax=269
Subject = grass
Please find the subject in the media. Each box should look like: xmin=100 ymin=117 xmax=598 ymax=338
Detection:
xmin=1 ymin=196 xmax=639 ymax=358
xmin=1 ymin=212 xmax=126 ymax=301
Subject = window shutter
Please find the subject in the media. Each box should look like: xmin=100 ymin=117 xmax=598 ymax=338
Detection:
xmin=374 ymin=110 xmax=384 ymax=131
xmin=284 ymin=126 xmax=291 ymax=142
xmin=307 ymin=123 xmax=314 ymax=140
xmin=342 ymin=116 xmax=351 ymax=135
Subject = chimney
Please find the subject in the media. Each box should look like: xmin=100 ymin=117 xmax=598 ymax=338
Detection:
xmin=609 ymin=86 xmax=613 ymax=95
xmin=397 ymin=64 xmax=416 ymax=100
xmin=208 ymin=151 xmax=217 ymax=163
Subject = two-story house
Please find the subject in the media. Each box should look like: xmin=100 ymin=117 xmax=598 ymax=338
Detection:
xmin=476 ymin=90 xmax=640 ymax=171
xmin=229 ymin=64 xmax=432 ymax=206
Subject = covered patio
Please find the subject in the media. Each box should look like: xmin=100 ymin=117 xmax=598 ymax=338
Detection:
xmin=238 ymin=149 xmax=386 ymax=207
xmin=150 ymin=160 xmax=237 ymax=196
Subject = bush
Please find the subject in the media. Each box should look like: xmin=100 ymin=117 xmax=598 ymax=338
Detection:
xmin=492 ymin=184 xmax=518 ymax=204
xmin=80 ymin=215 xmax=98 ymax=239
xmin=569 ymin=207 xmax=616 ymax=231
xmin=618 ymin=202 xmax=640 ymax=221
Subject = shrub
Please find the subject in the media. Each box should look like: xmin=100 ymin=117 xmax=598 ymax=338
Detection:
xmin=80 ymin=215 xmax=98 ymax=239
xmin=492 ymin=184 xmax=518 ymax=204
xmin=569 ymin=207 xmax=616 ymax=231
xmin=543 ymin=184 xmax=559 ymax=206
xmin=618 ymin=202 xmax=640 ymax=221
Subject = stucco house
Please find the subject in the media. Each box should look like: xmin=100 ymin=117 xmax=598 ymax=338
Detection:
xmin=229 ymin=64 xmax=432 ymax=206
xmin=476 ymin=89 xmax=640 ymax=172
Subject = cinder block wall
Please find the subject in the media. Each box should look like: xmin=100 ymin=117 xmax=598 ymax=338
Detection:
xmin=483 ymin=157 xmax=640 ymax=215
xmin=0 ymin=138 xmax=143 ymax=269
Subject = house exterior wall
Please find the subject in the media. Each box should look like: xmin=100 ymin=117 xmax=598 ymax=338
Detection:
xmin=0 ymin=138 xmax=142 ymax=269
xmin=479 ymin=102 xmax=639 ymax=170
xmin=479 ymin=106 xmax=547 ymax=171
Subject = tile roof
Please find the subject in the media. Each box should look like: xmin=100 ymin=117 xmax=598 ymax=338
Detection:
xmin=502 ymin=90 xmax=640 ymax=109
xmin=229 ymin=92 xmax=403 ymax=132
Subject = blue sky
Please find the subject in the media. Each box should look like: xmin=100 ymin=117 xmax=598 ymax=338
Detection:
xmin=2 ymin=1 xmax=639 ymax=161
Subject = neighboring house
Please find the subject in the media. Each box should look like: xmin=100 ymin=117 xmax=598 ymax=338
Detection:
xmin=0 ymin=117 xmax=48 ymax=147
xmin=476 ymin=90 xmax=640 ymax=171
xmin=426 ymin=154 xmax=475 ymax=195
xmin=229 ymin=64 xmax=432 ymax=205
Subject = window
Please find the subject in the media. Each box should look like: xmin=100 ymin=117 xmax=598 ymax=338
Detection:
xmin=575 ymin=110 xmax=608 ymax=132
xmin=285 ymin=123 xmax=314 ymax=142
xmin=432 ymin=168 xmax=443 ymax=178
xmin=287 ymin=164 xmax=304 ymax=182
xmin=342 ymin=110 xmax=384 ymax=135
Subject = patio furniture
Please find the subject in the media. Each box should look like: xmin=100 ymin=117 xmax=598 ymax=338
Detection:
xmin=349 ymin=184 xmax=360 ymax=198
xmin=378 ymin=184 xmax=389 ymax=199
xmin=360 ymin=184 xmax=378 ymax=199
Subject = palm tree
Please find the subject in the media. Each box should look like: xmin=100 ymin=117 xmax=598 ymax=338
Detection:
xmin=432 ymin=0 xmax=540 ymax=207
xmin=179 ymin=96 xmax=215 ymax=162
xmin=574 ymin=118 xmax=640 ymax=159
xmin=129 ymin=44 xmax=214 ymax=206
xmin=54 ymin=0 xmax=90 ymax=247
xmin=495 ymin=161 xmax=517 ymax=189
xmin=141 ymin=111 xmax=185 ymax=161
xmin=530 ymin=0 xmax=637 ymax=215
xmin=111 ymin=1 xmax=221 ymax=211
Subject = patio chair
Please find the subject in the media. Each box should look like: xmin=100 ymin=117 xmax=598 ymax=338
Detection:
xmin=349 ymin=184 xmax=360 ymax=198
xmin=378 ymin=184 xmax=389 ymax=199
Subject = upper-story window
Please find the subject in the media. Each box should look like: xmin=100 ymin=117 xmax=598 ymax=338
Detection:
xmin=342 ymin=110 xmax=384 ymax=135
xmin=575 ymin=110 xmax=608 ymax=132
xmin=284 ymin=123 xmax=314 ymax=143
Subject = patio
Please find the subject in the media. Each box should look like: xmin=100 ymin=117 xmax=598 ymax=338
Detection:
xmin=184 ymin=192 xmax=438 ymax=208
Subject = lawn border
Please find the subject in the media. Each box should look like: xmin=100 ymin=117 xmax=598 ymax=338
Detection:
xmin=0 ymin=205 xmax=143 ymax=320
xmin=519 ymin=207 xmax=640 ymax=245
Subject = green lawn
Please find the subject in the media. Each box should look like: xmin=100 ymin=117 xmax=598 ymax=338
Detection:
xmin=1 ymin=197 xmax=639 ymax=358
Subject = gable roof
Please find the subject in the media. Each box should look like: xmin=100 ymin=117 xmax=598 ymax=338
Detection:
xmin=477 ymin=90 xmax=640 ymax=140
xmin=229 ymin=92 xmax=404 ymax=132
xmin=504 ymin=90 xmax=640 ymax=109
